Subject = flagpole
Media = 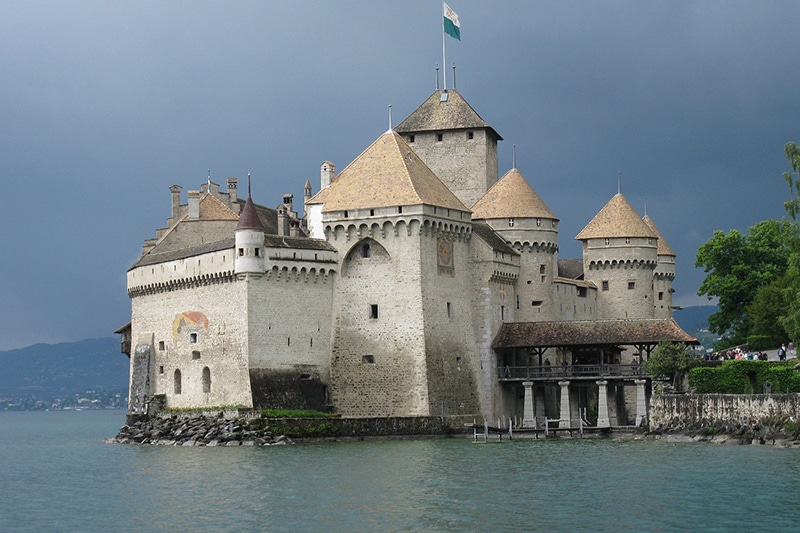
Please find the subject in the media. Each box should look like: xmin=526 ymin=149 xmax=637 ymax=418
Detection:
xmin=442 ymin=0 xmax=447 ymax=90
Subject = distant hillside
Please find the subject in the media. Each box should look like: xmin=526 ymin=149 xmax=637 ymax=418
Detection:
xmin=673 ymin=305 xmax=717 ymax=333
xmin=0 ymin=337 xmax=128 ymax=399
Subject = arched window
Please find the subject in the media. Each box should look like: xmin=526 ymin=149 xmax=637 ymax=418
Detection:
xmin=174 ymin=369 xmax=182 ymax=394
xmin=202 ymin=367 xmax=211 ymax=393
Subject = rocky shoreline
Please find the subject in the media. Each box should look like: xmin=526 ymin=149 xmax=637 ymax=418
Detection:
xmin=105 ymin=412 xmax=293 ymax=446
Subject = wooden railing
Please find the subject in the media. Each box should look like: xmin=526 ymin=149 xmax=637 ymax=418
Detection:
xmin=498 ymin=363 xmax=645 ymax=380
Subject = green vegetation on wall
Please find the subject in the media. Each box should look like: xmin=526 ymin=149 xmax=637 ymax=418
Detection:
xmin=689 ymin=360 xmax=800 ymax=394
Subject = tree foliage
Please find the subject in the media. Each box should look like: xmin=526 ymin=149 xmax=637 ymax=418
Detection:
xmin=746 ymin=276 xmax=789 ymax=349
xmin=643 ymin=342 xmax=696 ymax=383
xmin=695 ymin=219 xmax=789 ymax=345
xmin=780 ymin=142 xmax=800 ymax=342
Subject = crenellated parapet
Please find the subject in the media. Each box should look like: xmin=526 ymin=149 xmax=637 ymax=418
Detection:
xmin=128 ymin=271 xmax=236 ymax=297
xmin=511 ymin=240 xmax=559 ymax=254
xmin=324 ymin=217 xmax=472 ymax=243
xmin=586 ymin=258 xmax=658 ymax=271
xmin=262 ymin=265 xmax=336 ymax=283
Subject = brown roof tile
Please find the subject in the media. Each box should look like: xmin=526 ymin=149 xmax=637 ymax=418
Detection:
xmin=472 ymin=168 xmax=557 ymax=220
xmin=320 ymin=131 xmax=469 ymax=213
xmin=395 ymin=90 xmax=502 ymax=140
xmin=575 ymin=193 xmax=657 ymax=240
xmin=643 ymin=215 xmax=676 ymax=256
xmin=492 ymin=318 xmax=697 ymax=349
xmin=198 ymin=193 xmax=239 ymax=221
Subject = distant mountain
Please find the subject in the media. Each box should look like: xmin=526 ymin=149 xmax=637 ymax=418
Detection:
xmin=0 ymin=337 xmax=128 ymax=399
xmin=673 ymin=305 xmax=717 ymax=333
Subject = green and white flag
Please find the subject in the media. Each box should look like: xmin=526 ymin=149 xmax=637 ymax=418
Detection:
xmin=443 ymin=2 xmax=460 ymax=41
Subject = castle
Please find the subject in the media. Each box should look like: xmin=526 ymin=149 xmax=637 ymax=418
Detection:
xmin=118 ymin=88 xmax=695 ymax=428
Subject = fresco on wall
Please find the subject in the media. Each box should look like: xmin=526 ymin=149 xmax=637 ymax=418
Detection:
xmin=172 ymin=311 xmax=210 ymax=340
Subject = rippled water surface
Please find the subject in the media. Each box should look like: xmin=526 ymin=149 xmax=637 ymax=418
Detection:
xmin=2 ymin=411 xmax=799 ymax=532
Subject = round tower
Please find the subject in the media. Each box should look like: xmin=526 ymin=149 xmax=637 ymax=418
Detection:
xmin=575 ymin=193 xmax=658 ymax=319
xmin=643 ymin=215 xmax=676 ymax=319
xmin=234 ymin=178 xmax=265 ymax=279
xmin=472 ymin=167 xmax=559 ymax=321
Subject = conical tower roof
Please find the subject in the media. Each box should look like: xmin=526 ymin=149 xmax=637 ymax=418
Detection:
xmin=319 ymin=131 xmax=469 ymax=213
xmin=236 ymin=180 xmax=264 ymax=231
xmin=575 ymin=193 xmax=656 ymax=240
xmin=471 ymin=168 xmax=557 ymax=220
xmin=643 ymin=215 xmax=676 ymax=256
xmin=395 ymin=90 xmax=502 ymax=140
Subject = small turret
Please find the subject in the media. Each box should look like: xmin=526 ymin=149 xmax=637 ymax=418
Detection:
xmin=235 ymin=176 xmax=265 ymax=279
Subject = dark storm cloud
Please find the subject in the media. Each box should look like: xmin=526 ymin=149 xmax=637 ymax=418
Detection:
xmin=1 ymin=1 xmax=798 ymax=349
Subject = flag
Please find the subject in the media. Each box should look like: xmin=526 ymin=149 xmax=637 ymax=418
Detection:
xmin=443 ymin=2 xmax=460 ymax=41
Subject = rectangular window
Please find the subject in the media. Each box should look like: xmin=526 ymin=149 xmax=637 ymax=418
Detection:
xmin=501 ymin=305 xmax=505 ymax=321
xmin=190 ymin=333 xmax=197 ymax=343
xmin=238 ymin=248 xmax=244 ymax=256
xmin=370 ymin=304 xmax=379 ymax=319
xmin=446 ymin=302 xmax=451 ymax=318
xmin=540 ymin=264 xmax=546 ymax=274
xmin=604 ymin=238 xmax=610 ymax=245
xmin=602 ymin=280 xmax=609 ymax=291
xmin=577 ymin=287 xmax=587 ymax=297
xmin=467 ymin=131 xmax=474 ymax=140
xmin=159 ymin=366 xmax=164 ymax=374
xmin=658 ymin=291 xmax=664 ymax=300
xmin=158 ymin=341 xmax=165 ymax=351
xmin=437 ymin=133 xmax=443 ymax=142
xmin=625 ymin=237 xmax=631 ymax=244
xmin=362 ymin=354 xmax=375 ymax=364
xmin=409 ymin=134 xmax=415 ymax=143
xmin=192 ymin=351 xmax=200 ymax=360
xmin=628 ymin=281 xmax=636 ymax=290
xmin=536 ymin=218 xmax=541 ymax=227
xmin=254 ymin=248 xmax=260 ymax=257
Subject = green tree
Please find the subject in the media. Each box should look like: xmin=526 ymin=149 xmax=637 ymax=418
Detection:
xmin=746 ymin=275 xmax=789 ymax=349
xmin=780 ymin=142 xmax=800 ymax=341
xmin=643 ymin=342 xmax=696 ymax=387
xmin=695 ymin=219 xmax=789 ymax=346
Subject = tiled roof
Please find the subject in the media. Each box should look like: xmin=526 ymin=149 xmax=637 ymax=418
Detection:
xmin=236 ymin=196 xmax=264 ymax=231
xmin=557 ymin=258 xmax=584 ymax=280
xmin=319 ymin=131 xmax=469 ymax=213
xmin=263 ymin=235 xmax=337 ymax=251
xmin=471 ymin=168 xmax=558 ymax=220
xmin=199 ymin=193 xmax=239 ymax=220
xmin=575 ymin=193 xmax=657 ymax=240
xmin=492 ymin=318 xmax=697 ymax=349
xmin=132 ymin=237 xmax=235 ymax=269
xmin=643 ymin=215 xmax=676 ymax=256
xmin=471 ymin=222 xmax=519 ymax=255
xmin=395 ymin=90 xmax=502 ymax=140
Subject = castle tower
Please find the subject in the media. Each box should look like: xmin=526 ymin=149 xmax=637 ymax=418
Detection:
xmin=472 ymin=167 xmax=559 ymax=321
xmin=575 ymin=194 xmax=658 ymax=319
xmin=314 ymin=130 xmax=480 ymax=418
xmin=395 ymin=90 xmax=502 ymax=208
xmin=643 ymin=215 xmax=676 ymax=319
xmin=234 ymin=181 xmax=265 ymax=280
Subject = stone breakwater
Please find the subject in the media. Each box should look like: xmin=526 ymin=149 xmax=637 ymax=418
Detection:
xmin=649 ymin=393 xmax=800 ymax=447
xmin=106 ymin=412 xmax=294 ymax=446
xmin=106 ymin=412 xmax=451 ymax=445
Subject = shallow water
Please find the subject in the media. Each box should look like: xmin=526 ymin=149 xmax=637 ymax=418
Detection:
xmin=1 ymin=411 xmax=798 ymax=532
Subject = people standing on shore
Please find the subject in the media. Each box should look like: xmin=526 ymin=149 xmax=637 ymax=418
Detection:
xmin=789 ymin=341 xmax=796 ymax=359
xmin=779 ymin=344 xmax=787 ymax=361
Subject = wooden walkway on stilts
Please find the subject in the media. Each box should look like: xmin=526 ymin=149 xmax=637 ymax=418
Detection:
xmin=471 ymin=417 xmax=612 ymax=442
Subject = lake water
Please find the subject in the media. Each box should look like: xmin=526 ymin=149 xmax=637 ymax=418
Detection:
xmin=1 ymin=410 xmax=799 ymax=532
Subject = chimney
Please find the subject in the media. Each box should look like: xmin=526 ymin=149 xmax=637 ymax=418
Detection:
xmin=188 ymin=190 xmax=200 ymax=220
xmin=278 ymin=206 xmax=289 ymax=236
xmin=320 ymin=161 xmax=335 ymax=189
xmin=170 ymin=184 xmax=182 ymax=219
xmin=283 ymin=194 xmax=294 ymax=215
xmin=227 ymin=178 xmax=238 ymax=205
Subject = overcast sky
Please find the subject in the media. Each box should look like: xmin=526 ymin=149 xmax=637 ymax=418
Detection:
xmin=1 ymin=1 xmax=798 ymax=351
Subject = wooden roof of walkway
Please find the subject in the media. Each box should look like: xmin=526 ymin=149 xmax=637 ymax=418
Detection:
xmin=492 ymin=318 xmax=697 ymax=352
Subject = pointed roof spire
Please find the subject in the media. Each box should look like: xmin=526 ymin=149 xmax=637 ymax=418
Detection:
xmin=236 ymin=173 xmax=264 ymax=231
xmin=575 ymin=193 xmax=656 ymax=240
xmin=395 ymin=90 xmax=502 ymax=140
xmin=472 ymin=168 xmax=557 ymax=221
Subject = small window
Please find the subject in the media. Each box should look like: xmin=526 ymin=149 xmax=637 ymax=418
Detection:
xmin=516 ymin=295 xmax=520 ymax=310
xmin=363 ymin=243 xmax=371 ymax=258
xmin=456 ymin=356 xmax=463 ymax=365
xmin=508 ymin=218 xmax=514 ymax=227
xmin=602 ymin=280 xmax=609 ymax=291
xmin=344 ymin=210 xmax=348 ymax=218
xmin=437 ymin=133 xmax=443 ymax=142
xmin=532 ymin=301 xmax=543 ymax=307
xmin=159 ymin=366 xmax=164 ymax=374
xmin=536 ymin=218 xmax=541 ymax=227
xmin=192 ymin=350 xmax=200 ymax=360
xmin=238 ymin=248 xmax=244 ymax=256
xmin=288 ymin=337 xmax=291 ymax=346
xmin=628 ymin=281 xmax=636 ymax=290
xmin=501 ymin=305 xmax=505 ymax=320
xmin=158 ymin=341 xmax=165 ymax=351
xmin=190 ymin=333 xmax=197 ymax=343
xmin=362 ymin=354 xmax=375 ymax=364
xmin=202 ymin=367 xmax=211 ymax=393
xmin=541 ymin=276 xmax=546 ymax=282
xmin=447 ymin=302 xmax=452 ymax=318
xmin=255 ymin=248 xmax=260 ymax=257
xmin=370 ymin=304 xmax=379 ymax=319
xmin=604 ymin=238 xmax=610 ymax=245
xmin=658 ymin=291 xmax=664 ymax=301
xmin=409 ymin=134 xmax=415 ymax=143
xmin=577 ymin=287 xmax=587 ymax=298
xmin=173 ymin=369 xmax=182 ymax=394
xmin=467 ymin=131 xmax=474 ymax=140
xmin=398 ymin=206 xmax=403 ymax=214
xmin=539 ymin=264 xmax=546 ymax=274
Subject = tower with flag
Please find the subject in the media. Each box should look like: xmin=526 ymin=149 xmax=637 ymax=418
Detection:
xmin=442 ymin=2 xmax=460 ymax=89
